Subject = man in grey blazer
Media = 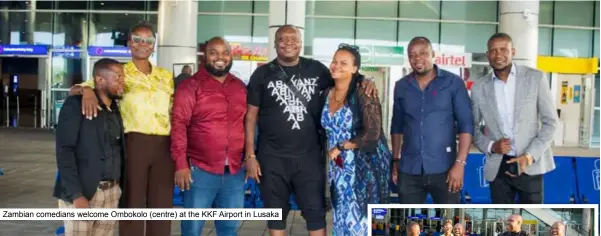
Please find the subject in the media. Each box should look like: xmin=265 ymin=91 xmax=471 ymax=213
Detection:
xmin=471 ymin=33 xmax=558 ymax=204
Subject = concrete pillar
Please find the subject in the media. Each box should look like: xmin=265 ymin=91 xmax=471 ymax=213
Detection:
xmin=267 ymin=0 xmax=306 ymax=60
xmin=157 ymin=0 xmax=198 ymax=75
xmin=582 ymin=208 xmax=591 ymax=235
xmin=25 ymin=0 xmax=36 ymax=44
xmin=459 ymin=208 xmax=466 ymax=226
xmin=499 ymin=0 xmax=539 ymax=68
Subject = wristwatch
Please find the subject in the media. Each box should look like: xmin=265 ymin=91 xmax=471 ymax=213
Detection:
xmin=336 ymin=142 xmax=346 ymax=151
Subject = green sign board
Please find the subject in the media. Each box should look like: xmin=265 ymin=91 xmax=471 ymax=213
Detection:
xmin=358 ymin=45 xmax=404 ymax=65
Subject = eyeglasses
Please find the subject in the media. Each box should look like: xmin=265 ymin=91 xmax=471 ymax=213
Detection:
xmin=338 ymin=43 xmax=359 ymax=51
xmin=131 ymin=35 xmax=156 ymax=45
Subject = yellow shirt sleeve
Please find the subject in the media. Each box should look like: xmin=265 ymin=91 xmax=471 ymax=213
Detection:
xmin=80 ymin=79 xmax=95 ymax=89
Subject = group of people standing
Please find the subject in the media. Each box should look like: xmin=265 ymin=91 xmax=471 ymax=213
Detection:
xmin=53 ymin=20 xmax=557 ymax=236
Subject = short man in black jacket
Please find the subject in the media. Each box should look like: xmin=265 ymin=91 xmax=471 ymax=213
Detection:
xmin=53 ymin=58 xmax=125 ymax=235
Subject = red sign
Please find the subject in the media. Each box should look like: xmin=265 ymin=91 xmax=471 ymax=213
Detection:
xmin=197 ymin=42 xmax=269 ymax=62
xmin=230 ymin=43 xmax=268 ymax=61
xmin=434 ymin=53 xmax=472 ymax=68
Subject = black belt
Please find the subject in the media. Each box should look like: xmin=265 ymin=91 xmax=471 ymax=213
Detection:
xmin=98 ymin=181 xmax=118 ymax=190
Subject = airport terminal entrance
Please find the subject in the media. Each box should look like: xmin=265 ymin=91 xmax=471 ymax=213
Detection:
xmin=0 ymin=45 xmax=134 ymax=129
xmin=0 ymin=56 xmax=44 ymax=128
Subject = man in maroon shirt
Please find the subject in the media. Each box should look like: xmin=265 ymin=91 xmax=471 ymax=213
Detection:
xmin=170 ymin=37 xmax=247 ymax=235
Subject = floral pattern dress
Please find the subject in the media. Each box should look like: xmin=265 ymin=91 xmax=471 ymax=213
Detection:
xmin=321 ymin=89 xmax=391 ymax=236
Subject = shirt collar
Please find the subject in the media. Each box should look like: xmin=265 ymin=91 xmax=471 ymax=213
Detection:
xmin=94 ymin=90 xmax=118 ymax=112
xmin=124 ymin=61 xmax=156 ymax=76
xmin=409 ymin=64 xmax=443 ymax=81
xmin=492 ymin=63 xmax=516 ymax=81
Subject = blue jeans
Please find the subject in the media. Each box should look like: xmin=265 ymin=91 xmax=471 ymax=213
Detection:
xmin=181 ymin=166 xmax=245 ymax=236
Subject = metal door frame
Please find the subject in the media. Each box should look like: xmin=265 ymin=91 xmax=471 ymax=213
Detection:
xmin=47 ymin=48 xmax=85 ymax=129
xmin=85 ymin=56 xmax=130 ymax=82
xmin=0 ymin=54 xmax=49 ymax=128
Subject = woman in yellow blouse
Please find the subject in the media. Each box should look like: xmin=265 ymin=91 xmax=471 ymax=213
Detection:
xmin=69 ymin=22 xmax=174 ymax=236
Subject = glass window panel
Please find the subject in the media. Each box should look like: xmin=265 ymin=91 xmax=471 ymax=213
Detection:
xmin=198 ymin=0 xmax=252 ymax=13
xmin=307 ymin=0 xmax=355 ymax=16
xmin=552 ymin=29 xmax=592 ymax=58
xmin=595 ymin=30 xmax=599 ymax=58
xmin=357 ymin=1 xmax=397 ymax=18
xmin=148 ymin=14 xmax=158 ymax=26
xmin=252 ymin=16 xmax=268 ymax=43
xmin=554 ymin=1 xmax=595 ymax=26
xmin=398 ymin=21 xmax=440 ymax=51
xmin=89 ymin=13 xmax=147 ymax=47
xmin=53 ymin=13 xmax=88 ymax=47
xmin=440 ymin=23 xmax=496 ymax=53
xmin=0 ymin=12 xmax=53 ymax=45
xmin=441 ymin=1 xmax=497 ymax=22
xmin=356 ymin=20 xmax=397 ymax=46
xmin=35 ymin=1 xmax=54 ymax=9
xmin=92 ymin=1 xmax=145 ymax=11
xmin=148 ymin=1 xmax=159 ymax=11
xmin=197 ymin=15 xmax=252 ymax=43
xmin=0 ymin=1 xmax=31 ymax=9
xmin=538 ymin=27 xmax=552 ymax=56
xmin=539 ymin=1 xmax=553 ymax=25
xmin=399 ymin=0 xmax=440 ymax=19
xmin=254 ymin=0 xmax=268 ymax=14
xmin=305 ymin=18 xmax=354 ymax=60
xmin=56 ymin=1 xmax=88 ymax=10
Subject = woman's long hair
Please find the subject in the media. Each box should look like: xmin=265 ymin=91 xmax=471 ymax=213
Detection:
xmin=334 ymin=46 xmax=365 ymax=105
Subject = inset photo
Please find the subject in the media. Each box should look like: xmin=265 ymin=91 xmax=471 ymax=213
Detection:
xmin=369 ymin=204 xmax=598 ymax=236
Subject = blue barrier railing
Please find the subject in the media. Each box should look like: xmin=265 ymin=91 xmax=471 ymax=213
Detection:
xmin=54 ymin=154 xmax=599 ymax=234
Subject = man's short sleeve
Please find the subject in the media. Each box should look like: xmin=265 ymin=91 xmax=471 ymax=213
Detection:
xmin=247 ymin=66 xmax=265 ymax=107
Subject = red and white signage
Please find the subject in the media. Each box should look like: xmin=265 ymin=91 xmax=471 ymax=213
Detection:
xmin=434 ymin=52 xmax=472 ymax=68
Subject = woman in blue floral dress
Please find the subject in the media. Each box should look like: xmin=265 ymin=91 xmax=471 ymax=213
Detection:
xmin=321 ymin=44 xmax=391 ymax=235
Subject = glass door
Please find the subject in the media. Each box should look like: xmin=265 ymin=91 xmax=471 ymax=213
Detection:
xmin=47 ymin=48 xmax=83 ymax=129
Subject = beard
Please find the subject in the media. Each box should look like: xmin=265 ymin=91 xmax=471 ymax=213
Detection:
xmin=205 ymin=62 xmax=232 ymax=77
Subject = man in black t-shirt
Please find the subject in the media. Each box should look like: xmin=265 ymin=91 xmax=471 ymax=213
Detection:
xmin=244 ymin=25 xmax=376 ymax=236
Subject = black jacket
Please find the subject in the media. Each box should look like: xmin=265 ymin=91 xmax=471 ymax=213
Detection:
xmin=52 ymin=95 xmax=127 ymax=207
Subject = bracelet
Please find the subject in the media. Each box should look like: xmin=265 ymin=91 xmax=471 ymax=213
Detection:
xmin=336 ymin=142 xmax=345 ymax=151
xmin=455 ymin=159 xmax=467 ymax=165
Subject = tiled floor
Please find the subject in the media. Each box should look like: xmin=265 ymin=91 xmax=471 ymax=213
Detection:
xmin=0 ymin=128 xmax=332 ymax=236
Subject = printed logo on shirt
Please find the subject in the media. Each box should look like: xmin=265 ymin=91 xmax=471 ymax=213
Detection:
xmin=267 ymin=75 xmax=318 ymax=130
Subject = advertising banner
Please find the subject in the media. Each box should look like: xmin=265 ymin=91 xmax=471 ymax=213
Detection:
xmin=230 ymin=43 xmax=268 ymax=62
xmin=0 ymin=45 xmax=49 ymax=56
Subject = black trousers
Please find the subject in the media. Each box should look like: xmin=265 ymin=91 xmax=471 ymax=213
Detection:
xmin=257 ymin=155 xmax=327 ymax=231
xmin=490 ymin=155 xmax=544 ymax=204
xmin=397 ymin=171 xmax=460 ymax=204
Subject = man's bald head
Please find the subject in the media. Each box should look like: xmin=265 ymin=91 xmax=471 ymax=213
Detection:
xmin=274 ymin=25 xmax=302 ymax=63
xmin=507 ymin=214 xmax=523 ymax=232
xmin=551 ymin=221 xmax=565 ymax=236
xmin=205 ymin=37 xmax=231 ymax=53
xmin=453 ymin=223 xmax=465 ymax=236
xmin=204 ymin=36 xmax=232 ymax=77
xmin=275 ymin=25 xmax=302 ymax=41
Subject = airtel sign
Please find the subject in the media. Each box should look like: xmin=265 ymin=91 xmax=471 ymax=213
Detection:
xmin=434 ymin=53 xmax=472 ymax=68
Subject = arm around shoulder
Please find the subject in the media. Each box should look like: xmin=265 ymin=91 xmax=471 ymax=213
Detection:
xmin=350 ymin=88 xmax=383 ymax=152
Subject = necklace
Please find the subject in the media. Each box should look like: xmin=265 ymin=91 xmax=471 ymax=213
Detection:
xmin=331 ymin=90 xmax=346 ymax=103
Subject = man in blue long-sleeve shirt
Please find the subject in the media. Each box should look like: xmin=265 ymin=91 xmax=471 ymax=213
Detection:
xmin=390 ymin=37 xmax=474 ymax=204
